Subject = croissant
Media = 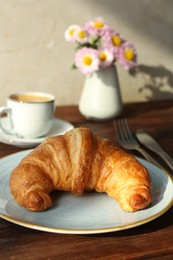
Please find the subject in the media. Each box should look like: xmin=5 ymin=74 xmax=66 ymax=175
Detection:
xmin=10 ymin=127 xmax=151 ymax=212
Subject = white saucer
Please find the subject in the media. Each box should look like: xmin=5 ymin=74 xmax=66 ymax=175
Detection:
xmin=0 ymin=117 xmax=74 ymax=148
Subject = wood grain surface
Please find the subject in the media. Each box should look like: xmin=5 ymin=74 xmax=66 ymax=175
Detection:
xmin=0 ymin=100 xmax=173 ymax=259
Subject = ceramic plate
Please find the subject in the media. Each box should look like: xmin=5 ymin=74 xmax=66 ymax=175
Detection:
xmin=0 ymin=118 xmax=74 ymax=148
xmin=0 ymin=150 xmax=173 ymax=234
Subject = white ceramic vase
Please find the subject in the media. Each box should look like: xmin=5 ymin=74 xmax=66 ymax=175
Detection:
xmin=79 ymin=65 xmax=123 ymax=120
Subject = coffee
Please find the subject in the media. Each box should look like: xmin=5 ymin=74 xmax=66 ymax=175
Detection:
xmin=0 ymin=91 xmax=55 ymax=138
xmin=11 ymin=94 xmax=53 ymax=103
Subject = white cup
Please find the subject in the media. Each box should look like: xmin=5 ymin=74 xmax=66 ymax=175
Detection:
xmin=0 ymin=92 xmax=55 ymax=139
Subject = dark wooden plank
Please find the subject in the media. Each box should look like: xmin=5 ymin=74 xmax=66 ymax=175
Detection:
xmin=0 ymin=100 xmax=173 ymax=259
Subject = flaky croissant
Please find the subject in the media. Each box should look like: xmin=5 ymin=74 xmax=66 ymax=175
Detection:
xmin=10 ymin=127 xmax=151 ymax=212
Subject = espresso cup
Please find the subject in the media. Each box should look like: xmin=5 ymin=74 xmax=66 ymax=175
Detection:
xmin=0 ymin=92 xmax=55 ymax=139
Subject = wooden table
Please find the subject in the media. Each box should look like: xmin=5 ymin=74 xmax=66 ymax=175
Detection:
xmin=0 ymin=100 xmax=173 ymax=259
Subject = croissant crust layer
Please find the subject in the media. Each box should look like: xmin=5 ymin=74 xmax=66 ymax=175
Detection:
xmin=10 ymin=127 xmax=152 ymax=212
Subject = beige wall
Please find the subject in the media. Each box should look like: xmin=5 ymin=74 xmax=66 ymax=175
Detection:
xmin=0 ymin=0 xmax=173 ymax=106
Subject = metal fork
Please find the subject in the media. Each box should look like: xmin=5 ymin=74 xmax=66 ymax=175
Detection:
xmin=114 ymin=118 xmax=162 ymax=167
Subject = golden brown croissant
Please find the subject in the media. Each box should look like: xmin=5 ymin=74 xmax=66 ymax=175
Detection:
xmin=10 ymin=127 xmax=151 ymax=212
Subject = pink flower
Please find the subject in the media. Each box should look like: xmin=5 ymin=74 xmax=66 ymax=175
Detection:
xmin=84 ymin=17 xmax=110 ymax=37
xmin=74 ymin=27 xmax=89 ymax=44
xmin=75 ymin=47 xmax=99 ymax=74
xmin=98 ymin=49 xmax=114 ymax=68
xmin=117 ymin=42 xmax=137 ymax=70
xmin=65 ymin=17 xmax=137 ymax=74
xmin=102 ymin=30 xmax=125 ymax=59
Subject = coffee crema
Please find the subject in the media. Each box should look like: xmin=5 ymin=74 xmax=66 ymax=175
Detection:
xmin=11 ymin=94 xmax=53 ymax=103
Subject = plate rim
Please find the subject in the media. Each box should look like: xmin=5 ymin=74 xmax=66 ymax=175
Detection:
xmin=0 ymin=150 xmax=173 ymax=234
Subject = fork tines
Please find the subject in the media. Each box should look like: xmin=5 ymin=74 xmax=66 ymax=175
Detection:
xmin=114 ymin=118 xmax=133 ymax=142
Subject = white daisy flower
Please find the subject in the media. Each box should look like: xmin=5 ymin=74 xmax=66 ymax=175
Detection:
xmin=64 ymin=24 xmax=80 ymax=42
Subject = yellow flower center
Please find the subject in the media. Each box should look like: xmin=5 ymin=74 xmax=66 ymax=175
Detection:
xmin=83 ymin=56 xmax=92 ymax=66
xmin=78 ymin=31 xmax=86 ymax=39
xmin=112 ymin=35 xmax=121 ymax=46
xmin=99 ymin=52 xmax=107 ymax=61
xmin=124 ymin=49 xmax=135 ymax=60
xmin=69 ymin=29 xmax=75 ymax=36
xmin=94 ymin=21 xmax=104 ymax=28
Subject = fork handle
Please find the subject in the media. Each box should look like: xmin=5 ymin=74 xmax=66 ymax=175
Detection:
xmin=136 ymin=147 xmax=163 ymax=168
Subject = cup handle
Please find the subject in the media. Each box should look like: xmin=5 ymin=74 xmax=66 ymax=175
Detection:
xmin=0 ymin=107 xmax=15 ymax=135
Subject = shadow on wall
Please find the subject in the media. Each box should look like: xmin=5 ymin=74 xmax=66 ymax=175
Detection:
xmin=130 ymin=64 xmax=173 ymax=100
xmin=86 ymin=0 xmax=173 ymax=52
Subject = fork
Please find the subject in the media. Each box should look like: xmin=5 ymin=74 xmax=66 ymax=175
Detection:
xmin=114 ymin=118 xmax=162 ymax=167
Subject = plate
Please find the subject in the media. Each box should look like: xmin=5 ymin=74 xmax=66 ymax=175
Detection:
xmin=0 ymin=117 xmax=74 ymax=148
xmin=0 ymin=150 xmax=173 ymax=234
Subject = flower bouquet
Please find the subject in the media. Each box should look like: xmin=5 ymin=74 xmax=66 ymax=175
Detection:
xmin=65 ymin=17 xmax=137 ymax=75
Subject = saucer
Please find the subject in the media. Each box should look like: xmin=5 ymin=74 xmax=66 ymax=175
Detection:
xmin=0 ymin=117 xmax=74 ymax=148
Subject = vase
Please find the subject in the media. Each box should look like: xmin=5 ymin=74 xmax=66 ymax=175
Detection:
xmin=79 ymin=65 xmax=123 ymax=120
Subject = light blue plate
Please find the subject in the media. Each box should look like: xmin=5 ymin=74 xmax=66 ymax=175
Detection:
xmin=0 ymin=150 xmax=173 ymax=234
